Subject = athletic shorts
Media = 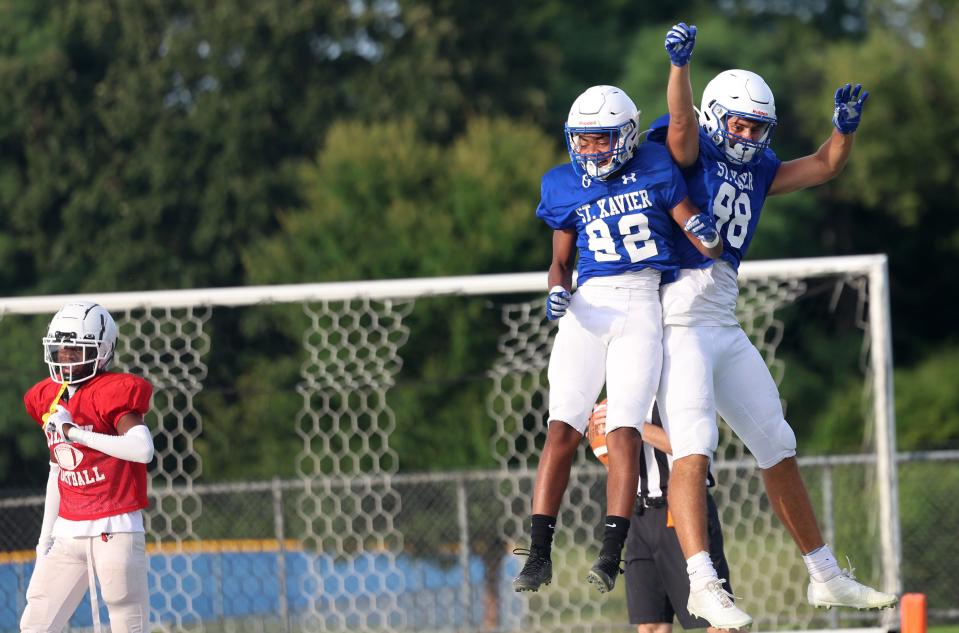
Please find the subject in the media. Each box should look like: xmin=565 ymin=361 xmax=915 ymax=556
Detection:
xmin=547 ymin=279 xmax=662 ymax=434
xmin=624 ymin=493 xmax=731 ymax=629
xmin=658 ymin=324 xmax=797 ymax=468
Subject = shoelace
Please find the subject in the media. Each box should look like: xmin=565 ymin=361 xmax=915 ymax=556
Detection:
xmin=840 ymin=556 xmax=858 ymax=581
xmin=706 ymin=578 xmax=742 ymax=608
xmin=513 ymin=547 xmax=548 ymax=572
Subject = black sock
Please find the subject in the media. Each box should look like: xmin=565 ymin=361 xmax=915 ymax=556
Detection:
xmin=530 ymin=514 xmax=556 ymax=551
xmin=600 ymin=515 xmax=630 ymax=558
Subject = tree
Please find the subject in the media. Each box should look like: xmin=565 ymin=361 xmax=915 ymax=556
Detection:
xmin=790 ymin=14 xmax=959 ymax=363
xmin=0 ymin=0 xmax=405 ymax=295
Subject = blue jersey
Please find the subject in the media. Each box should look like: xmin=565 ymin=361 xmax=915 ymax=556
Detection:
xmin=648 ymin=114 xmax=781 ymax=272
xmin=535 ymin=143 xmax=688 ymax=286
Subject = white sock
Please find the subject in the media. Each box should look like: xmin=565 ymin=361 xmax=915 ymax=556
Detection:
xmin=803 ymin=544 xmax=841 ymax=582
xmin=687 ymin=551 xmax=719 ymax=592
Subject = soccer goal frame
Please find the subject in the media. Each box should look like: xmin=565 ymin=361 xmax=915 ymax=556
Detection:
xmin=0 ymin=253 xmax=900 ymax=632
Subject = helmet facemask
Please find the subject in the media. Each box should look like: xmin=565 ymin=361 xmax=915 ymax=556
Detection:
xmin=703 ymin=101 xmax=776 ymax=165
xmin=44 ymin=339 xmax=104 ymax=383
xmin=565 ymin=121 xmax=638 ymax=179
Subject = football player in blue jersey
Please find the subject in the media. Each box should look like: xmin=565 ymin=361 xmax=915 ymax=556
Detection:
xmin=512 ymin=84 xmax=723 ymax=595
xmin=647 ymin=22 xmax=896 ymax=628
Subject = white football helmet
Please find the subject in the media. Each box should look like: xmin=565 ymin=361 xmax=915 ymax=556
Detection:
xmin=699 ymin=69 xmax=777 ymax=164
xmin=43 ymin=302 xmax=118 ymax=384
xmin=565 ymin=85 xmax=641 ymax=179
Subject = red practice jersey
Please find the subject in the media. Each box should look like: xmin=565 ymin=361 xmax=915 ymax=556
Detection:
xmin=24 ymin=372 xmax=153 ymax=521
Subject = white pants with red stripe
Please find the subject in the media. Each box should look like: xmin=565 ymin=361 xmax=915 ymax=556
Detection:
xmin=21 ymin=532 xmax=149 ymax=633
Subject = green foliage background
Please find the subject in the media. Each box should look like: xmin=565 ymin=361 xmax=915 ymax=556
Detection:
xmin=1 ymin=0 xmax=958 ymax=487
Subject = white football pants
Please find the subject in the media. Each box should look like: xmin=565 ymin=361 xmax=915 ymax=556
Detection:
xmin=658 ymin=324 xmax=797 ymax=468
xmin=547 ymin=281 xmax=663 ymax=435
xmin=21 ymin=532 xmax=149 ymax=633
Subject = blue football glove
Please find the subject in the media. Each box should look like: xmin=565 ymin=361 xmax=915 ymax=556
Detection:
xmin=684 ymin=213 xmax=720 ymax=248
xmin=665 ymin=22 xmax=697 ymax=67
xmin=546 ymin=286 xmax=571 ymax=321
xmin=832 ymin=83 xmax=869 ymax=134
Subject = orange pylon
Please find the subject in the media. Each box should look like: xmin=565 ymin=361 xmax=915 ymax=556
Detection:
xmin=901 ymin=593 xmax=927 ymax=633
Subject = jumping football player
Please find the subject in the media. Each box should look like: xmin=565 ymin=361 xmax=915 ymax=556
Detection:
xmin=22 ymin=301 xmax=154 ymax=633
xmin=649 ymin=22 xmax=896 ymax=628
xmin=513 ymin=84 xmax=723 ymax=594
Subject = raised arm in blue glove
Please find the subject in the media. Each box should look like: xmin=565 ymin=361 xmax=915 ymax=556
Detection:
xmin=832 ymin=83 xmax=869 ymax=135
xmin=665 ymin=22 xmax=697 ymax=67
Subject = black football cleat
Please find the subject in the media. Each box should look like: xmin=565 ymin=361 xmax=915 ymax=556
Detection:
xmin=586 ymin=553 xmax=623 ymax=593
xmin=512 ymin=546 xmax=553 ymax=592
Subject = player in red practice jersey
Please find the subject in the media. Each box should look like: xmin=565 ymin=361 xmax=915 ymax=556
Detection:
xmin=21 ymin=301 xmax=154 ymax=633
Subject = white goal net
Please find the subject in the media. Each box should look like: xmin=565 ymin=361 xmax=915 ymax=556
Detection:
xmin=0 ymin=255 xmax=899 ymax=633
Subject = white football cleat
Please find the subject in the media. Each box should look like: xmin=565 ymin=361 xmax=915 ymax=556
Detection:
xmin=687 ymin=578 xmax=753 ymax=629
xmin=808 ymin=566 xmax=897 ymax=610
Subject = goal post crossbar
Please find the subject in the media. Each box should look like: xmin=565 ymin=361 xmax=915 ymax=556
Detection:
xmin=0 ymin=254 xmax=888 ymax=313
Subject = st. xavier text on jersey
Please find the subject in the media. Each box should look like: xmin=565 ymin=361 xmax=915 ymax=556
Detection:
xmin=575 ymin=188 xmax=653 ymax=224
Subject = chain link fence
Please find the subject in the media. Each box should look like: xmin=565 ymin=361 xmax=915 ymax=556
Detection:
xmin=2 ymin=452 xmax=957 ymax=633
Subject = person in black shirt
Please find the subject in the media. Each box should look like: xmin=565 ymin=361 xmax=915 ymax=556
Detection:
xmin=589 ymin=400 xmax=731 ymax=633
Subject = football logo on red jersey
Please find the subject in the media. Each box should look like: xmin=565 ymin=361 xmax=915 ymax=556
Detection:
xmin=54 ymin=443 xmax=84 ymax=470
